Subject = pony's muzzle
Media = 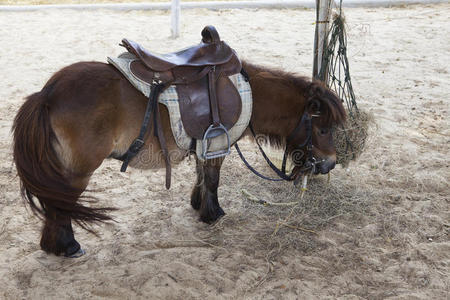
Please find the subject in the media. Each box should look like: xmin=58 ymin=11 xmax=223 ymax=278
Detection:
xmin=315 ymin=157 xmax=336 ymax=174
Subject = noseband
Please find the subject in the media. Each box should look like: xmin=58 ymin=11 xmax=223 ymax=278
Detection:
xmin=234 ymin=110 xmax=322 ymax=183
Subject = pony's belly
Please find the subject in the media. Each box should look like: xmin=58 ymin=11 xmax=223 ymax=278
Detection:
xmin=128 ymin=145 xmax=188 ymax=170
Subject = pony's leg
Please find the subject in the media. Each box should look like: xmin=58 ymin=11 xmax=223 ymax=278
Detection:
xmin=39 ymin=175 xmax=90 ymax=257
xmin=40 ymin=210 xmax=81 ymax=257
xmin=190 ymin=157 xmax=204 ymax=210
xmin=198 ymin=157 xmax=225 ymax=224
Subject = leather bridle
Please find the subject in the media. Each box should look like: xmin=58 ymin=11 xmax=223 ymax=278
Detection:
xmin=234 ymin=111 xmax=321 ymax=183
xmin=234 ymin=71 xmax=324 ymax=184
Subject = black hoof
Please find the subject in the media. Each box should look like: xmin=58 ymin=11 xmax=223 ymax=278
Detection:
xmin=65 ymin=248 xmax=86 ymax=258
xmin=200 ymin=206 xmax=225 ymax=224
xmin=64 ymin=239 xmax=82 ymax=257
xmin=191 ymin=188 xmax=201 ymax=210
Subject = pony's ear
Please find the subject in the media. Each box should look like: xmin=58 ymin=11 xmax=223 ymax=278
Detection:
xmin=306 ymin=98 xmax=321 ymax=115
xmin=306 ymin=81 xmax=346 ymax=124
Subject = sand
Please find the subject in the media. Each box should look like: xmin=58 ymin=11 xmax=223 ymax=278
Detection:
xmin=0 ymin=3 xmax=449 ymax=299
xmin=0 ymin=1 xmax=170 ymax=5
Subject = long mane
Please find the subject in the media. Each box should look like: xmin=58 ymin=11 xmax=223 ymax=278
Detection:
xmin=242 ymin=61 xmax=346 ymax=127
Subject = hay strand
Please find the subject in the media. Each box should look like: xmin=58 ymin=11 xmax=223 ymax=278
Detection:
xmin=242 ymin=189 xmax=298 ymax=206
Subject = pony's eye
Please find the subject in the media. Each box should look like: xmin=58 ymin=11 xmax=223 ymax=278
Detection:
xmin=319 ymin=128 xmax=329 ymax=136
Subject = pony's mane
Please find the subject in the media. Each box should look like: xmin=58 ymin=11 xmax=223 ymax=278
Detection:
xmin=242 ymin=61 xmax=346 ymax=127
xmin=242 ymin=61 xmax=346 ymax=149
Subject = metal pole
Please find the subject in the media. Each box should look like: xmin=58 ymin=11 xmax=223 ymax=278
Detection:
xmin=171 ymin=0 xmax=181 ymax=38
xmin=312 ymin=0 xmax=332 ymax=82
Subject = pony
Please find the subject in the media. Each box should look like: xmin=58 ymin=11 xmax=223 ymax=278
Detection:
xmin=13 ymin=60 xmax=346 ymax=257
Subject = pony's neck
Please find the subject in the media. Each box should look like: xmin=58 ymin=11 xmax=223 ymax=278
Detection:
xmin=244 ymin=62 xmax=309 ymax=141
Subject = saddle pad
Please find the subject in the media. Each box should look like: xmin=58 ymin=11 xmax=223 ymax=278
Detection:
xmin=107 ymin=53 xmax=252 ymax=161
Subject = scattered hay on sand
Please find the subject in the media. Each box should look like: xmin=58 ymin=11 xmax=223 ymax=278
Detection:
xmin=197 ymin=173 xmax=373 ymax=261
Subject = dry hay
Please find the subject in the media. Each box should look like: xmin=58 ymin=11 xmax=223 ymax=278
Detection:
xmin=195 ymin=171 xmax=374 ymax=264
xmin=334 ymin=109 xmax=373 ymax=167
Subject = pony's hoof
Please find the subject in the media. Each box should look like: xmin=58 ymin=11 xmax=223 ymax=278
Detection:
xmin=200 ymin=206 xmax=225 ymax=224
xmin=65 ymin=248 xmax=86 ymax=258
xmin=190 ymin=188 xmax=201 ymax=210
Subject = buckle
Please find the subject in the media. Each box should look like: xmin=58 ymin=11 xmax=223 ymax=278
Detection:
xmin=151 ymin=78 xmax=163 ymax=87
xmin=129 ymin=138 xmax=145 ymax=155
xmin=201 ymin=123 xmax=231 ymax=160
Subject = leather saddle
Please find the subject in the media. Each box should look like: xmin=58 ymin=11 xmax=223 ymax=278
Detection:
xmin=121 ymin=25 xmax=242 ymax=159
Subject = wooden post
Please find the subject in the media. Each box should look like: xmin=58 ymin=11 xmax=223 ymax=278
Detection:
xmin=171 ymin=0 xmax=180 ymax=38
xmin=312 ymin=0 xmax=333 ymax=82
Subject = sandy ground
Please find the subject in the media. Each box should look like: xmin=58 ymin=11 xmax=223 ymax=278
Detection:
xmin=0 ymin=0 xmax=239 ymax=5
xmin=0 ymin=1 xmax=176 ymax=5
xmin=0 ymin=3 xmax=449 ymax=299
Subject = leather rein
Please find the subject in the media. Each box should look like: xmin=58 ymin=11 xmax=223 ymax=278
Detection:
xmin=235 ymin=70 xmax=320 ymax=183
xmin=234 ymin=113 xmax=318 ymax=184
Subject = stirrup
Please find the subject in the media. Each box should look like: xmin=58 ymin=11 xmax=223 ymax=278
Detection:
xmin=202 ymin=123 xmax=231 ymax=160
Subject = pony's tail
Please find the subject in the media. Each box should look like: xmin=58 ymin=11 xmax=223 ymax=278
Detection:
xmin=12 ymin=85 xmax=113 ymax=230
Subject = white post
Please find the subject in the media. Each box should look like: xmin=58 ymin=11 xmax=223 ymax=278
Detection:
xmin=171 ymin=0 xmax=181 ymax=38
xmin=312 ymin=0 xmax=333 ymax=82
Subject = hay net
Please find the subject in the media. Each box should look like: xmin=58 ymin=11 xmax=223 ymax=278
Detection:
xmin=318 ymin=0 xmax=369 ymax=166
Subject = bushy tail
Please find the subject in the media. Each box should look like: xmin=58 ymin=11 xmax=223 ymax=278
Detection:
xmin=12 ymin=85 xmax=113 ymax=230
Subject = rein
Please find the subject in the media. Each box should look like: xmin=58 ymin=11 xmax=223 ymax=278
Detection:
xmin=234 ymin=112 xmax=315 ymax=183
xmin=235 ymin=68 xmax=325 ymax=183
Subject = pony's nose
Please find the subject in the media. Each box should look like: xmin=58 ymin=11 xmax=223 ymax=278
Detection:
xmin=317 ymin=158 xmax=336 ymax=174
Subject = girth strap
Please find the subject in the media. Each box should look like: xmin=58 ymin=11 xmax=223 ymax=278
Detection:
xmin=120 ymin=82 xmax=165 ymax=172
xmin=120 ymin=82 xmax=172 ymax=189
xmin=153 ymin=91 xmax=172 ymax=189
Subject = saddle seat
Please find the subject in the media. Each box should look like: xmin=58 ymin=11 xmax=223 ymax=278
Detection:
xmin=122 ymin=27 xmax=235 ymax=72
xmin=121 ymin=25 xmax=243 ymax=144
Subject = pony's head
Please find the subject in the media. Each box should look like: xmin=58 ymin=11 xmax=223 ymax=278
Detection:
xmin=288 ymin=81 xmax=346 ymax=176
xmin=242 ymin=61 xmax=347 ymax=177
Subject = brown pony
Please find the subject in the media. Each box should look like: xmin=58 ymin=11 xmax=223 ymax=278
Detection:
xmin=13 ymin=60 xmax=345 ymax=257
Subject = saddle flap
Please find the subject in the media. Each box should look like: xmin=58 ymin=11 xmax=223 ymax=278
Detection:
xmin=177 ymin=76 xmax=242 ymax=140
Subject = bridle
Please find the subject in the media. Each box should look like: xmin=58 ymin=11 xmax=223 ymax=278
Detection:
xmin=234 ymin=110 xmax=324 ymax=184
